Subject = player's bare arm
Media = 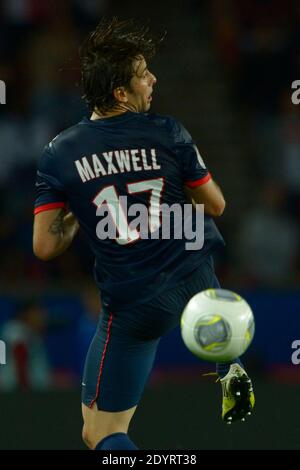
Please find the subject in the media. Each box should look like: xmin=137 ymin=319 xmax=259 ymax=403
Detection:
xmin=185 ymin=179 xmax=226 ymax=217
xmin=33 ymin=208 xmax=79 ymax=261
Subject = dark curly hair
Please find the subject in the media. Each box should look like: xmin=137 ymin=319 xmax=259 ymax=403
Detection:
xmin=80 ymin=18 xmax=163 ymax=114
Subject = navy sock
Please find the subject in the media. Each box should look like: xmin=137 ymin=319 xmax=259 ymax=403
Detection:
xmin=95 ymin=432 xmax=138 ymax=450
xmin=216 ymin=358 xmax=244 ymax=378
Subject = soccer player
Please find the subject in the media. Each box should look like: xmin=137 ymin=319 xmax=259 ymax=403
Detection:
xmin=33 ymin=19 xmax=254 ymax=450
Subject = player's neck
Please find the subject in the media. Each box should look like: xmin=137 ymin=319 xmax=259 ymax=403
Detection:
xmin=90 ymin=110 xmax=124 ymax=120
xmin=91 ymin=104 xmax=137 ymax=121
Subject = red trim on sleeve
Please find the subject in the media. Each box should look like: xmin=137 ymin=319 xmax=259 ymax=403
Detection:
xmin=185 ymin=172 xmax=212 ymax=188
xmin=34 ymin=202 xmax=66 ymax=215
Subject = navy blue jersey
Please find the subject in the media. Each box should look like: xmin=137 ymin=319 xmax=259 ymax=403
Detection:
xmin=34 ymin=111 xmax=224 ymax=309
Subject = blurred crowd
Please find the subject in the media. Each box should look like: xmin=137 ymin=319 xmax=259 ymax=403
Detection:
xmin=212 ymin=0 xmax=300 ymax=288
xmin=0 ymin=0 xmax=108 ymax=290
xmin=0 ymin=283 xmax=100 ymax=390
xmin=0 ymin=0 xmax=300 ymax=387
xmin=0 ymin=0 xmax=107 ymax=389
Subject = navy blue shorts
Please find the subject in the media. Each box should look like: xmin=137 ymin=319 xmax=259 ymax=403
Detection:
xmin=81 ymin=256 xmax=220 ymax=412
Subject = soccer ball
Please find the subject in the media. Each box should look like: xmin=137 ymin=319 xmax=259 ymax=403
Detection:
xmin=180 ymin=289 xmax=255 ymax=362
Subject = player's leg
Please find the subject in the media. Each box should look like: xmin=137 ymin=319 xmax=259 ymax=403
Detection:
xmin=208 ymin=273 xmax=246 ymax=379
xmin=81 ymin=310 xmax=160 ymax=450
xmin=198 ymin=256 xmax=255 ymax=423
xmin=151 ymin=255 xmax=254 ymax=424
xmin=82 ymin=402 xmax=137 ymax=450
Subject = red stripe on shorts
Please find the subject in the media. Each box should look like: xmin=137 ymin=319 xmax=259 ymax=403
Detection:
xmin=89 ymin=312 xmax=114 ymax=409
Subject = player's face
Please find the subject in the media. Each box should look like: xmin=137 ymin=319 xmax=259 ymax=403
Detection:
xmin=126 ymin=57 xmax=157 ymax=112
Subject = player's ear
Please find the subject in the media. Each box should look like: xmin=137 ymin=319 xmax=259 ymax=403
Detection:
xmin=113 ymin=87 xmax=128 ymax=104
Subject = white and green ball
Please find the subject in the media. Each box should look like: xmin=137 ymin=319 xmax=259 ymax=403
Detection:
xmin=181 ymin=289 xmax=255 ymax=362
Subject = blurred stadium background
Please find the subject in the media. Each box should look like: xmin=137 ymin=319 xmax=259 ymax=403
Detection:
xmin=0 ymin=0 xmax=300 ymax=449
